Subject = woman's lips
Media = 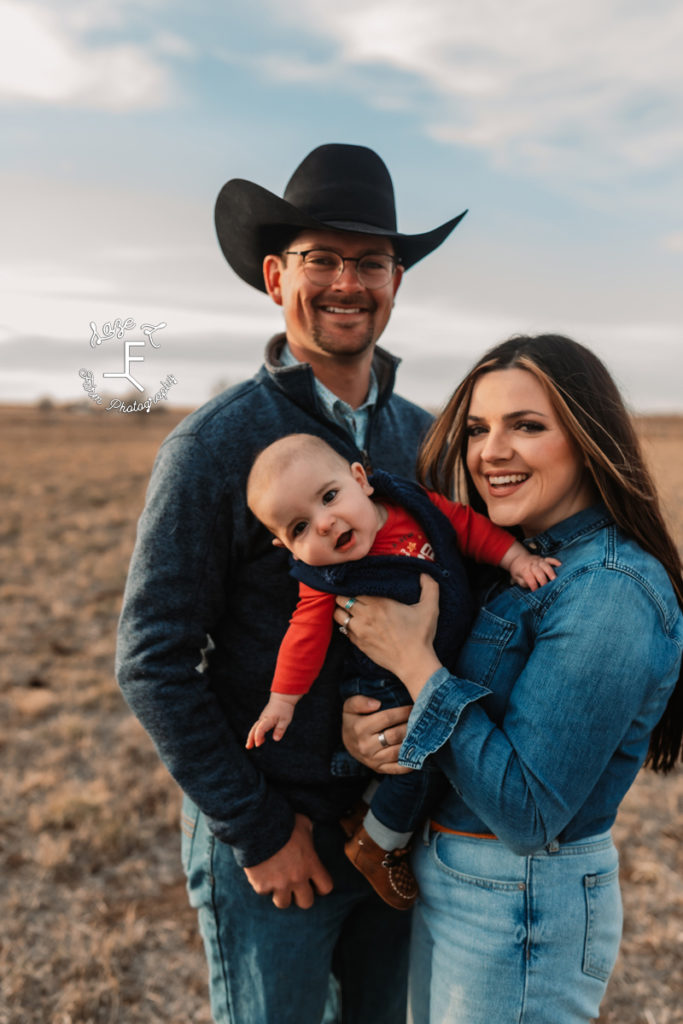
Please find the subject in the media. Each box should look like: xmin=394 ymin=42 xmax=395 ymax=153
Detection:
xmin=486 ymin=472 xmax=529 ymax=493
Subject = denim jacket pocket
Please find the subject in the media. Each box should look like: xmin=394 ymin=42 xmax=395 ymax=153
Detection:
xmin=455 ymin=608 xmax=516 ymax=689
xmin=582 ymin=866 xmax=622 ymax=981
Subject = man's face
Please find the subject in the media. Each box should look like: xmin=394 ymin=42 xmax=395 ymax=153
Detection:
xmin=263 ymin=229 xmax=403 ymax=364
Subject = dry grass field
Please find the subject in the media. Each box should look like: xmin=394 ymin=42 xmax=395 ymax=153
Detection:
xmin=1 ymin=403 xmax=681 ymax=1024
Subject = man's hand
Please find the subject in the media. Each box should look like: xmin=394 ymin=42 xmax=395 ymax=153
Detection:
xmin=243 ymin=814 xmax=334 ymax=909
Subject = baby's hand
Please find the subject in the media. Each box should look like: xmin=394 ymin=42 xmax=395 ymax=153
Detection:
xmin=509 ymin=553 xmax=561 ymax=591
xmin=245 ymin=694 xmax=298 ymax=749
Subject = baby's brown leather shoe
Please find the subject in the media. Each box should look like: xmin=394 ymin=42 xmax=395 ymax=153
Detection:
xmin=344 ymin=825 xmax=418 ymax=910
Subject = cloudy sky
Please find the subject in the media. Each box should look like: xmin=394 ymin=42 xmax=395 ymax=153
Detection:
xmin=1 ymin=0 xmax=681 ymax=412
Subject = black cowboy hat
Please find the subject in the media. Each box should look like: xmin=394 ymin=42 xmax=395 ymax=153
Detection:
xmin=215 ymin=143 xmax=467 ymax=292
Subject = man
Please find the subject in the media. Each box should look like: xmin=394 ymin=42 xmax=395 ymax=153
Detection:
xmin=116 ymin=143 xmax=466 ymax=1024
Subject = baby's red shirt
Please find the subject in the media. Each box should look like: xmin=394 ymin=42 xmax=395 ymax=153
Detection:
xmin=271 ymin=494 xmax=514 ymax=695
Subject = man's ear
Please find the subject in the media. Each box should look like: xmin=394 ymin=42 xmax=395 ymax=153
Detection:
xmin=350 ymin=461 xmax=374 ymax=496
xmin=391 ymin=263 xmax=404 ymax=302
xmin=263 ymin=254 xmax=284 ymax=306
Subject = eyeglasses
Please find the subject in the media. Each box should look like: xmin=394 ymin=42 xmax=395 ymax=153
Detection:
xmin=284 ymin=249 xmax=400 ymax=289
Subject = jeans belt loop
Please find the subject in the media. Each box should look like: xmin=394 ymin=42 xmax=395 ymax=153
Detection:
xmin=546 ymin=839 xmax=560 ymax=853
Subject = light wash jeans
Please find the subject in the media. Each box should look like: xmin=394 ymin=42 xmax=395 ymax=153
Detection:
xmin=409 ymin=829 xmax=622 ymax=1024
xmin=181 ymin=796 xmax=411 ymax=1024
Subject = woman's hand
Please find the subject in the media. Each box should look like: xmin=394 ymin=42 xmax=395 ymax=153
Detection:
xmin=341 ymin=695 xmax=413 ymax=775
xmin=333 ymin=574 xmax=443 ymax=701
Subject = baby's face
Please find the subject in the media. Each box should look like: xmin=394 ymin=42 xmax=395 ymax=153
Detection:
xmin=256 ymin=452 xmax=382 ymax=566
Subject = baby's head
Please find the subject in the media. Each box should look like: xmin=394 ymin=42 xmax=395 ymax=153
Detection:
xmin=247 ymin=434 xmax=382 ymax=566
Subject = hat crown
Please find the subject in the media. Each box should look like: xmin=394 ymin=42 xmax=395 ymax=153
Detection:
xmin=283 ymin=144 xmax=397 ymax=233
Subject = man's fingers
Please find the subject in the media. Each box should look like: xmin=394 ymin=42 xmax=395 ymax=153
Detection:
xmin=271 ymin=870 xmax=332 ymax=910
xmin=311 ymin=865 xmax=334 ymax=897
xmin=271 ymin=887 xmax=295 ymax=910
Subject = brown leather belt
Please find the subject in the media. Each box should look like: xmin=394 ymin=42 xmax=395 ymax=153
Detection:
xmin=430 ymin=820 xmax=497 ymax=839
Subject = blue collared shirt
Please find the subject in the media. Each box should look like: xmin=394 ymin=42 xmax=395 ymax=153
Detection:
xmin=399 ymin=505 xmax=683 ymax=855
xmin=279 ymin=342 xmax=378 ymax=449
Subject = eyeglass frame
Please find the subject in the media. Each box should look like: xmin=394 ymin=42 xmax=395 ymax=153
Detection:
xmin=283 ymin=248 xmax=402 ymax=288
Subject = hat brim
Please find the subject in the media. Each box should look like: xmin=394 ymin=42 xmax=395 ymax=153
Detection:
xmin=215 ymin=179 xmax=467 ymax=292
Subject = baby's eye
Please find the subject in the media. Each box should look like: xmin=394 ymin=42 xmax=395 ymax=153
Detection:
xmin=322 ymin=489 xmax=338 ymax=504
xmin=292 ymin=521 xmax=307 ymax=537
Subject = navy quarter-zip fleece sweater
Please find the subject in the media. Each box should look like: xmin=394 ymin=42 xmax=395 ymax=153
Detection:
xmin=116 ymin=335 xmax=433 ymax=866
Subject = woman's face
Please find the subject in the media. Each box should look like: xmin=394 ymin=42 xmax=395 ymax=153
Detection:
xmin=465 ymin=368 xmax=596 ymax=537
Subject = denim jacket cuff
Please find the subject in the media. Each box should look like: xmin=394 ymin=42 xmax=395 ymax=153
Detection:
xmin=397 ymin=667 xmax=491 ymax=769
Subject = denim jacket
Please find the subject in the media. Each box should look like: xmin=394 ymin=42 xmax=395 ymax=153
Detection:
xmin=399 ymin=505 xmax=683 ymax=855
xmin=116 ymin=335 xmax=433 ymax=867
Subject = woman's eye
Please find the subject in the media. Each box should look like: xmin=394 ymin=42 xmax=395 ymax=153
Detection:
xmin=517 ymin=421 xmax=545 ymax=433
xmin=466 ymin=425 xmax=487 ymax=437
xmin=322 ymin=489 xmax=338 ymax=504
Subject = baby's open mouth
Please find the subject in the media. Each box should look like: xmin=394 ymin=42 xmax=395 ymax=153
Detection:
xmin=336 ymin=530 xmax=353 ymax=549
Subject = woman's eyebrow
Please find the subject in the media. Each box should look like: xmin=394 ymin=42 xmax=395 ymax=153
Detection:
xmin=467 ymin=409 xmax=549 ymax=421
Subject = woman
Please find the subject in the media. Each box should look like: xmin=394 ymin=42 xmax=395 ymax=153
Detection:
xmin=336 ymin=335 xmax=683 ymax=1024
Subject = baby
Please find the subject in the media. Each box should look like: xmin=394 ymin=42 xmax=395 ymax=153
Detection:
xmin=246 ymin=434 xmax=559 ymax=909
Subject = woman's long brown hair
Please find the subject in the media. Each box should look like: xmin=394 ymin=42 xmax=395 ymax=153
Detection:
xmin=418 ymin=334 xmax=683 ymax=772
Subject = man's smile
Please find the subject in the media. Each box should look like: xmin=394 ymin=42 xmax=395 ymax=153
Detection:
xmin=319 ymin=305 xmax=366 ymax=315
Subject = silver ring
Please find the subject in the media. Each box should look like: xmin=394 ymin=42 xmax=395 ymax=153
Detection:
xmin=339 ymin=614 xmax=351 ymax=636
xmin=378 ymin=731 xmax=389 ymax=749
xmin=344 ymin=597 xmax=357 ymax=611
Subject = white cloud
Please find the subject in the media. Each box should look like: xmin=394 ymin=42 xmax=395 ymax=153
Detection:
xmin=0 ymin=0 xmax=173 ymax=109
xmin=257 ymin=0 xmax=683 ymax=187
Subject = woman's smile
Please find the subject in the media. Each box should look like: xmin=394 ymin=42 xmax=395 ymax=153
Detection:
xmin=485 ymin=472 xmax=530 ymax=493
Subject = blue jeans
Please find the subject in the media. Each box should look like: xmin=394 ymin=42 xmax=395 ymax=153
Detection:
xmin=409 ymin=830 xmax=622 ymax=1024
xmin=181 ymin=796 xmax=411 ymax=1024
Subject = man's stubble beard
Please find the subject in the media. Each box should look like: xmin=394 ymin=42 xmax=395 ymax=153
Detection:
xmin=310 ymin=315 xmax=378 ymax=361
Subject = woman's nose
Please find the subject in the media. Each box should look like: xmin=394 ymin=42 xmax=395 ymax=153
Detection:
xmin=481 ymin=428 xmax=513 ymax=462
